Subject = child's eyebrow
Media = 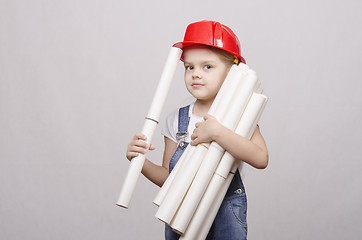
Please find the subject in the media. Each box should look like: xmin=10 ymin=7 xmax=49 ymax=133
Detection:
xmin=184 ymin=59 xmax=217 ymax=65
xmin=201 ymin=60 xmax=216 ymax=64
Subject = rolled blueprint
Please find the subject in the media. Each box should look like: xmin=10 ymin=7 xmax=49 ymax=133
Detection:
xmin=170 ymin=69 xmax=259 ymax=234
xmin=116 ymin=47 xmax=182 ymax=208
xmin=180 ymin=93 xmax=268 ymax=240
xmin=155 ymin=64 xmax=246 ymax=224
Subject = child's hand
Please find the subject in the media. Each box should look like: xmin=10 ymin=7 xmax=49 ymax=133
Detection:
xmin=191 ymin=114 xmax=222 ymax=146
xmin=126 ymin=133 xmax=156 ymax=161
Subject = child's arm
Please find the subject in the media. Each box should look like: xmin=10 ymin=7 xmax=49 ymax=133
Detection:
xmin=190 ymin=114 xmax=269 ymax=169
xmin=126 ymin=133 xmax=178 ymax=187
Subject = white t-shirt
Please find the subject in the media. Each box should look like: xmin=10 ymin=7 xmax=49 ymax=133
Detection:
xmin=161 ymin=102 xmax=246 ymax=179
xmin=162 ymin=102 xmax=203 ymax=143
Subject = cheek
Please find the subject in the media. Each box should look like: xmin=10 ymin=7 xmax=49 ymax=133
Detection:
xmin=216 ymin=69 xmax=229 ymax=86
xmin=184 ymin=71 xmax=191 ymax=81
xmin=184 ymin=76 xmax=191 ymax=86
xmin=184 ymin=77 xmax=192 ymax=90
xmin=215 ymin=74 xmax=226 ymax=87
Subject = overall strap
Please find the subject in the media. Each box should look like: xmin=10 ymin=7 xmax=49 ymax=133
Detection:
xmin=176 ymin=105 xmax=190 ymax=149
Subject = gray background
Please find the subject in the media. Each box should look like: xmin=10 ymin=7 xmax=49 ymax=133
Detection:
xmin=1 ymin=0 xmax=361 ymax=239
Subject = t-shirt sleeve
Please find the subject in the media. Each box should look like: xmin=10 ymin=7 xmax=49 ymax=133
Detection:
xmin=161 ymin=109 xmax=178 ymax=143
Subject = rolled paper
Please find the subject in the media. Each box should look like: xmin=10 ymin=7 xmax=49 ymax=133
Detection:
xmin=116 ymin=47 xmax=182 ymax=208
xmin=195 ymin=167 xmax=235 ymax=240
xmin=155 ymin=145 xmax=208 ymax=224
xmin=209 ymin=64 xmax=250 ymax=120
xmin=255 ymin=81 xmax=263 ymax=94
xmin=215 ymin=93 xmax=268 ymax=179
xmin=170 ymin=142 xmax=225 ymax=233
xmin=179 ymin=167 xmax=230 ymax=240
xmin=221 ymin=69 xmax=259 ymax=130
xmin=181 ymin=93 xmax=268 ymax=240
xmin=170 ymin=70 xmax=259 ymax=234
xmin=146 ymin=47 xmax=184 ymax=121
xmin=153 ymin=144 xmax=194 ymax=206
xmin=155 ymin=64 xmax=246 ymax=224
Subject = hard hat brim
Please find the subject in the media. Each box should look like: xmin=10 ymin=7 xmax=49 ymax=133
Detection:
xmin=173 ymin=41 xmax=246 ymax=64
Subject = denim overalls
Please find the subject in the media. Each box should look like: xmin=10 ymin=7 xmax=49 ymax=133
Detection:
xmin=165 ymin=105 xmax=248 ymax=240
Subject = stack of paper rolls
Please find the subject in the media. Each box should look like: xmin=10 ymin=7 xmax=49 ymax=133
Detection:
xmin=170 ymin=70 xmax=260 ymax=234
xmin=154 ymin=64 xmax=250 ymax=224
xmin=154 ymin=63 xmax=268 ymax=238
xmin=181 ymin=93 xmax=268 ymax=240
xmin=153 ymin=64 xmax=248 ymax=208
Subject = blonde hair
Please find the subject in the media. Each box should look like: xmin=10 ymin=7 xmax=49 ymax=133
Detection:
xmin=207 ymin=46 xmax=238 ymax=66
xmin=182 ymin=45 xmax=239 ymax=66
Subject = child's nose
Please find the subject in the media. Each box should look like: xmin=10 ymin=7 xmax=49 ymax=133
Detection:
xmin=192 ymin=68 xmax=202 ymax=79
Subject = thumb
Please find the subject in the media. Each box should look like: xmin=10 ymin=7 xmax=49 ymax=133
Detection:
xmin=149 ymin=144 xmax=156 ymax=151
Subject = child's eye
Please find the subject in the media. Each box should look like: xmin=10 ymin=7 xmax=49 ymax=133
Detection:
xmin=185 ymin=66 xmax=193 ymax=70
xmin=204 ymin=65 xmax=212 ymax=70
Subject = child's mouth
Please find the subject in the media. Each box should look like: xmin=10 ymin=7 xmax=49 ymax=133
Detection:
xmin=192 ymin=83 xmax=204 ymax=87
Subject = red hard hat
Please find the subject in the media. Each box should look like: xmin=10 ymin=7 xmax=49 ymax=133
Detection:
xmin=173 ymin=20 xmax=246 ymax=64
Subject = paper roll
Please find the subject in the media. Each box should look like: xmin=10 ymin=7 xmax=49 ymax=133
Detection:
xmin=153 ymin=144 xmax=194 ymax=206
xmin=116 ymin=47 xmax=182 ymax=208
xmin=155 ymin=145 xmax=208 ymax=223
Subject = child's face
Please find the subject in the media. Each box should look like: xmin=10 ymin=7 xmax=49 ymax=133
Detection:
xmin=183 ymin=46 xmax=231 ymax=104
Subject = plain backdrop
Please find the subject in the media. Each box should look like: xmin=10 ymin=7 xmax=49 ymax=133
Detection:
xmin=1 ymin=0 xmax=361 ymax=239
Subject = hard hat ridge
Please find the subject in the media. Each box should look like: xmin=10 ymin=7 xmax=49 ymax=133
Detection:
xmin=173 ymin=20 xmax=246 ymax=64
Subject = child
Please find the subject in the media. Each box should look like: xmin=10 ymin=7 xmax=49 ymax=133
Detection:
xmin=126 ymin=20 xmax=268 ymax=240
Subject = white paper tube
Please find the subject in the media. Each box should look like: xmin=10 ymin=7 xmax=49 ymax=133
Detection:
xmin=155 ymin=144 xmax=208 ymax=223
xmin=170 ymin=142 xmax=225 ymax=232
xmin=209 ymin=64 xmax=250 ymax=119
xmin=146 ymin=47 xmax=183 ymax=121
xmin=170 ymin=70 xmax=259 ymax=234
xmin=221 ymin=69 xmax=259 ymax=130
xmin=255 ymin=82 xmax=263 ymax=94
xmin=195 ymin=169 xmax=235 ymax=240
xmin=181 ymin=94 xmax=268 ymax=240
xmin=179 ymin=162 xmax=234 ymax=240
xmin=116 ymin=47 xmax=182 ymax=208
xmin=153 ymin=144 xmax=194 ymax=206
xmin=215 ymin=93 xmax=268 ymax=179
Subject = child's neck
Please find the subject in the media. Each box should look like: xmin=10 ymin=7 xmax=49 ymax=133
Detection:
xmin=193 ymin=99 xmax=213 ymax=117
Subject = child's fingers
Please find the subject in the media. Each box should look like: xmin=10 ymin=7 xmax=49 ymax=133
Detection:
xmin=131 ymin=139 xmax=148 ymax=149
xmin=129 ymin=145 xmax=148 ymax=154
xmin=126 ymin=133 xmax=155 ymax=161
xmin=126 ymin=145 xmax=147 ymax=161
xmin=126 ymin=152 xmax=139 ymax=161
xmin=191 ymin=131 xmax=197 ymax=140
xmin=133 ymin=132 xmax=147 ymax=140
xmin=190 ymin=138 xmax=199 ymax=146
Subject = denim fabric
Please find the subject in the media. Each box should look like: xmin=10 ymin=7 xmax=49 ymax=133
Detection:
xmin=165 ymin=105 xmax=247 ymax=240
xmin=168 ymin=142 xmax=189 ymax=173
xmin=205 ymin=170 xmax=247 ymax=240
